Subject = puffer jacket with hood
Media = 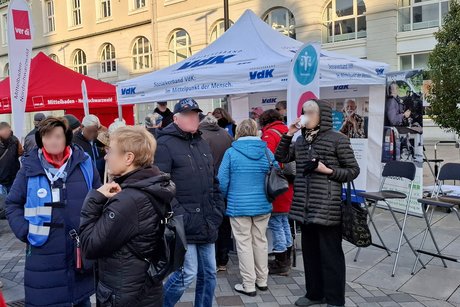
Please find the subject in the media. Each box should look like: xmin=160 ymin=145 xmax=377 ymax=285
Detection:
xmin=218 ymin=136 xmax=274 ymax=217
xmin=275 ymin=100 xmax=360 ymax=226
xmin=79 ymin=166 xmax=175 ymax=307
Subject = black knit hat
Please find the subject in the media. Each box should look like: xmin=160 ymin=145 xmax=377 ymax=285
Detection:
xmin=63 ymin=114 xmax=81 ymax=130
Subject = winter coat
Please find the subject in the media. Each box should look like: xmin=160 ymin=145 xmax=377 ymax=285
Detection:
xmin=154 ymin=123 xmax=225 ymax=244
xmin=6 ymin=146 xmax=101 ymax=307
xmin=154 ymin=107 xmax=174 ymax=129
xmin=73 ymin=131 xmax=105 ymax=179
xmin=80 ymin=166 xmax=175 ymax=307
xmin=199 ymin=121 xmax=233 ymax=171
xmin=23 ymin=128 xmax=38 ymax=154
xmin=275 ymin=101 xmax=360 ymax=226
xmin=218 ymin=136 xmax=273 ymax=217
xmin=0 ymin=134 xmax=22 ymax=187
xmin=261 ymin=121 xmax=294 ymax=214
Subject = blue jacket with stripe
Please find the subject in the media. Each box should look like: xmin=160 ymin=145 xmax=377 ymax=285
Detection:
xmin=6 ymin=145 xmax=101 ymax=307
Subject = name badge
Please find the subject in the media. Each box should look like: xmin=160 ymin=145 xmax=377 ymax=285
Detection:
xmin=52 ymin=188 xmax=60 ymax=203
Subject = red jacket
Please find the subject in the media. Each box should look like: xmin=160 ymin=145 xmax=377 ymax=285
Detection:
xmin=262 ymin=121 xmax=294 ymax=213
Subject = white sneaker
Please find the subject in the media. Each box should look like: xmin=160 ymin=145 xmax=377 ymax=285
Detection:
xmin=234 ymin=283 xmax=256 ymax=297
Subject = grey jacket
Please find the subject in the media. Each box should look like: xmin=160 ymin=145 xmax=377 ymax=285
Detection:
xmin=275 ymin=100 xmax=360 ymax=226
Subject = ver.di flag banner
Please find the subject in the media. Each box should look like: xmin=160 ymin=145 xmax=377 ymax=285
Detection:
xmin=287 ymin=42 xmax=320 ymax=137
xmin=7 ymin=0 xmax=33 ymax=141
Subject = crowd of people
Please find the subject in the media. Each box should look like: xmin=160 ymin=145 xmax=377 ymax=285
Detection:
xmin=0 ymin=97 xmax=359 ymax=307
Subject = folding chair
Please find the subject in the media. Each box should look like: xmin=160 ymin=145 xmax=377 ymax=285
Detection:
xmin=411 ymin=163 xmax=460 ymax=274
xmin=354 ymin=161 xmax=425 ymax=277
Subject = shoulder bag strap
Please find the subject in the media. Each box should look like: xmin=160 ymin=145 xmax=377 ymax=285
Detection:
xmin=0 ymin=147 xmax=9 ymax=162
xmin=269 ymin=128 xmax=283 ymax=137
xmin=264 ymin=148 xmax=274 ymax=167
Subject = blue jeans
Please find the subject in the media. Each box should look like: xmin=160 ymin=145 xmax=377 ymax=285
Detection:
xmin=268 ymin=214 xmax=292 ymax=252
xmin=163 ymin=243 xmax=217 ymax=307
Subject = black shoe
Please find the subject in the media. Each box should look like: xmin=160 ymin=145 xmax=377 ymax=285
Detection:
xmin=295 ymin=296 xmax=326 ymax=306
xmin=256 ymin=284 xmax=268 ymax=291
xmin=234 ymin=284 xmax=257 ymax=297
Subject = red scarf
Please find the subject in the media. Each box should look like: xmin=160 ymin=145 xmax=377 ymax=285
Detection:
xmin=42 ymin=146 xmax=71 ymax=168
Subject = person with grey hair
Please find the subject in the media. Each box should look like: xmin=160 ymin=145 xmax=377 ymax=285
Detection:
xmin=23 ymin=113 xmax=46 ymax=153
xmin=199 ymin=114 xmax=233 ymax=272
xmin=339 ymin=99 xmax=365 ymax=138
xmin=73 ymin=114 xmax=105 ymax=178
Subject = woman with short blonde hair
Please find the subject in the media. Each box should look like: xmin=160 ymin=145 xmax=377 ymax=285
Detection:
xmin=80 ymin=126 xmax=175 ymax=306
xmin=235 ymin=119 xmax=258 ymax=140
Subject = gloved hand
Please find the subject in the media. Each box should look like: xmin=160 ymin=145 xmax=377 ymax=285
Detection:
xmin=303 ymin=159 xmax=319 ymax=176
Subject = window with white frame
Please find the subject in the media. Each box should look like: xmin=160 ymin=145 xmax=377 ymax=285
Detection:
xmin=169 ymin=29 xmax=191 ymax=65
xmin=73 ymin=49 xmax=87 ymax=75
xmin=132 ymin=36 xmax=152 ymax=71
xmin=99 ymin=0 xmax=111 ymax=19
xmin=209 ymin=20 xmax=233 ymax=43
xmin=44 ymin=0 xmax=55 ymax=33
xmin=49 ymin=54 xmax=60 ymax=63
xmin=399 ymin=0 xmax=449 ymax=32
xmin=263 ymin=7 xmax=296 ymax=39
xmin=71 ymin=0 xmax=82 ymax=26
xmin=133 ymin=0 xmax=146 ymax=10
xmin=322 ymin=0 xmax=367 ymax=43
xmin=100 ymin=43 xmax=116 ymax=73
xmin=1 ymin=14 xmax=7 ymax=45
xmin=400 ymin=52 xmax=430 ymax=70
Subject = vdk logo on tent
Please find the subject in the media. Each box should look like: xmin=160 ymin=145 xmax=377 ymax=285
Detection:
xmin=12 ymin=10 xmax=31 ymax=40
xmin=249 ymin=69 xmax=274 ymax=80
xmin=177 ymin=55 xmax=236 ymax=70
xmin=294 ymin=45 xmax=318 ymax=86
xmin=121 ymin=87 xmax=136 ymax=96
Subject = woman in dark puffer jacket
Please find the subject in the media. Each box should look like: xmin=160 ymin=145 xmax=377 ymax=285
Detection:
xmin=80 ymin=126 xmax=176 ymax=307
xmin=275 ymin=99 xmax=359 ymax=307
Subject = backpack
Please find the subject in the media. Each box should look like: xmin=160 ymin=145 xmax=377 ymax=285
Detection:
xmin=127 ymin=190 xmax=187 ymax=301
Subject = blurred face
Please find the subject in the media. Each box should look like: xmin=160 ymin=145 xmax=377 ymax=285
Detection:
xmin=276 ymin=107 xmax=286 ymax=116
xmin=0 ymin=126 xmax=11 ymax=140
xmin=390 ymin=83 xmax=399 ymax=97
xmin=303 ymin=102 xmax=321 ymax=129
xmin=105 ymin=140 xmax=135 ymax=177
xmin=42 ymin=127 xmax=66 ymax=155
xmin=212 ymin=110 xmax=223 ymax=119
xmin=82 ymin=125 xmax=99 ymax=141
xmin=174 ymin=112 xmax=200 ymax=133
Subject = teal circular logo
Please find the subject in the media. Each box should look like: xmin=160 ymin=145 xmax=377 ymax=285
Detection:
xmin=294 ymin=45 xmax=318 ymax=85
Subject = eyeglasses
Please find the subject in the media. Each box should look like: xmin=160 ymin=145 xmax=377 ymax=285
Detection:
xmin=275 ymin=108 xmax=280 ymax=111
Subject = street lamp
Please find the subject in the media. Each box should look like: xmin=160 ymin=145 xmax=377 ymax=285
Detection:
xmin=224 ymin=0 xmax=230 ymax=31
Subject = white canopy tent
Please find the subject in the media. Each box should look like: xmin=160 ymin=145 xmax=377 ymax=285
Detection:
xmin=116 ymin=9 xmax=388 ymax=104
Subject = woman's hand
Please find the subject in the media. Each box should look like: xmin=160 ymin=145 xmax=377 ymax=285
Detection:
xmin=97 ymin=183 xmax=122 ymax=198
xmin=287 ymin=118 xmax=301 ymax=136
xmin=315 ymin=161 xmax=333 ymax=175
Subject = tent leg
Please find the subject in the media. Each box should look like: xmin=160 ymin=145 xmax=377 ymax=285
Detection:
xmin=118 ymin=105 xmax=123 ymax=121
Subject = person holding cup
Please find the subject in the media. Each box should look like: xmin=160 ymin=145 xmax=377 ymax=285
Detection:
xmin=275 ymin=99 xmax=359 ymax=307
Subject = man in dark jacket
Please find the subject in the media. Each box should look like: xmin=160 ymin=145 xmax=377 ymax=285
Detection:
xmin=23 ymin=113 xmax=46 ymax=153
xmin=154 ymin=101 xmax=174 ymax=128
xmin=276 ymin=100 xmax=359 ymax=307
xmin=80 ymin=126 xmax=174 ymax=306
xmin=199 ymin=114 xmax=233 ymax=272
xmin=0 ymin=122 xmax=23 ymax=193
xmin=155 ymin=98 xmax=225 ymax=307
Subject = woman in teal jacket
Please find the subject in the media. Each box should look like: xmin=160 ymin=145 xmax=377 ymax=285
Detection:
xmin=218 ymin=119 xmax=274 ymax=297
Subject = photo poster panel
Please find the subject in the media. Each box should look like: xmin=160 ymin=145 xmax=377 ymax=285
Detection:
xmin=380 ymin=70 xmax=425 ymax=216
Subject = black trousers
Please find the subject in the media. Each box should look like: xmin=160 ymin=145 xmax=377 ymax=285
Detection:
xmin=216 ymin=216 xmax=232 ymax=266
xmin=301 ymin=223 xmax=346 ymax=306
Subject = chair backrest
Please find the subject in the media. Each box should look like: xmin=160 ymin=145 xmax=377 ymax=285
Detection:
xmin=438 ymin=163 xmax=460 ymax=181
xmin=382 ymin=161 xmax=416 ymax=181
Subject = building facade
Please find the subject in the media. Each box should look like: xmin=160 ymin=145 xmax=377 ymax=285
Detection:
xmin=0 ymin=0 xmax=449 ymax=127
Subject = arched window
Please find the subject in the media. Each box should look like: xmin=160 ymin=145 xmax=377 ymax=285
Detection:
xmin=169 ymin=29 xmax=192 ymax=65
xmin=100 ymin=43 xmax=116 ymax=73
xmin=4 ymin=63 xmax=8 ymax=77
xmin=322 ymin=0 xmax=367 ymax=43
xmin=209 ymin=19 xmax=233 ymax=43
xmin=263 ymin=7 xmax=296 ymax=39
xmin=73 ymin=49 xmax=87 ymax=75
xmin=49 ymin=53 xmax=59 ymax=63
xmin=132 ymin=36 xmax=152 ymax=71
xmin=399 ymin=0 xmax=449 ymax=32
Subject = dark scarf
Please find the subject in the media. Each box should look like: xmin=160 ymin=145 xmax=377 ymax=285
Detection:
xmin=304 ymin=126 xmax=320 ymax=144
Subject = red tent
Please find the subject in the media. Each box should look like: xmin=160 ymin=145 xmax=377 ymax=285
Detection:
xmin=0 ymin=52 xmax=134 ymax=127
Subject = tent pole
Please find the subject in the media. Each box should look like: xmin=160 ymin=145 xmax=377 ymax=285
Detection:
xmin=118 ymin=105 xmax=123 ymax=121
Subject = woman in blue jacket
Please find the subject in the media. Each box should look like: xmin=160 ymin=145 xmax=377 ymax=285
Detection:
xmin=6 ymin=117 xmax=101 ymax=307
xmin=218 ymin=119 xmax=274 ymax=297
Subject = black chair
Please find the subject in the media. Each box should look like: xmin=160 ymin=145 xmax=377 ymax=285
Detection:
xmin=354 ymin=161 xmax=425 ymax=277
xmin=411 ymin=163 xmax=460 ymax=274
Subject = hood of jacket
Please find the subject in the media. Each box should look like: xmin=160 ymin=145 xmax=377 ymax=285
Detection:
xmin=301 ymin=100 xmax=333 ymax=137
xmin=199 ymin=121 xmax=220 ymax=132
xmin=155 ymin=122 xmax=201 ymax=141
xmin=231 ymin=137 xmax=266 ymax=160
xmin=115 ymin=166 xmax=176 ymax=205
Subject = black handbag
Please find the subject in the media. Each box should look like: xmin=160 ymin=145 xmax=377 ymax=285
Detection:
xmin=264 ymin=148 xmax=289 ymax=203
xmin=341 ymin=181 xmax=372 ymax=247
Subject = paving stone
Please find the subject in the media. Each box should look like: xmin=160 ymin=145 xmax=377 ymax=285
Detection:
xmin=365 ymin=296 xmax=394 ymax=303
xmin=259 ymin=294 xmax=276 ymax=302
xmin=215 ymin=295 xmax=244 ymax=306
xmin=274 ymin=296 xmax=291 ymax=305
xmin=378 ymin=302 xmax=402 ymax=307
xmin=355 ymin=288 xmax=374 ymax=297
xmin=389 ymin=293 xmax=417 ymax=303
xmin=269 ymin=287 xmax=292 ymax=296
xmin=287 ymin=283 xmax=300 ymax=290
